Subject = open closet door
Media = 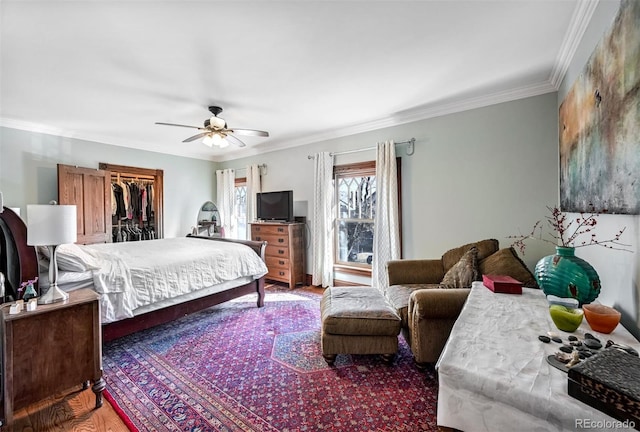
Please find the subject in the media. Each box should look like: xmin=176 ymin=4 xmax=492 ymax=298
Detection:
xmin=58 ymin=164 xmax=112 ymax=244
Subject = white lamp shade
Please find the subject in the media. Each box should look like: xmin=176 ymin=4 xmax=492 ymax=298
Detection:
xmin=212 ymin=133 xmax=223 ymax=146
xmin=27 ymin=204 xmax=77 ymax=246
xmin=202 ymin=134 xmax=214 ymax=147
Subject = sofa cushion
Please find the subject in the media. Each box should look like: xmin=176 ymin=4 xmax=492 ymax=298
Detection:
xmin=479 ymin=247 xmax=539 ymax=288
xmin=386 ymin=283 xmax=441 ymax=327
xmin=441 ymin=246 xmax=479 ymax=288
xmin=442 ymin=239 xmax=499 ymax=271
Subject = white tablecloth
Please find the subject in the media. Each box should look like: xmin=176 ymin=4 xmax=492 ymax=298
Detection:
xmin=436 ymin=281 xmax=640 ymax=432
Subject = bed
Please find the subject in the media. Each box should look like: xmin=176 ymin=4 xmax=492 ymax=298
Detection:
xmin=0 ymin=207 xmax=268 ymax=341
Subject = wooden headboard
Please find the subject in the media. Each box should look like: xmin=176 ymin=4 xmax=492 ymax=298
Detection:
xmin=0 ymin=207 xmax=39 ymax=301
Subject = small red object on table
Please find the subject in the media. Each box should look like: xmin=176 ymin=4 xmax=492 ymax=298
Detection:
xmin=482 ymin=274 xmax=523 ymax=294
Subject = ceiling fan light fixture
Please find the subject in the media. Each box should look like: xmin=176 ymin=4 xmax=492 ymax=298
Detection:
xmin=211 ymin=132 xmax=227 ymax=147
xmin=209 ymin=116 xmax=226 ymax=130
xmin=156 ymin=106 xmax=267 ymax=149
xmin=202 ymin=134 xmax=214 ymax=147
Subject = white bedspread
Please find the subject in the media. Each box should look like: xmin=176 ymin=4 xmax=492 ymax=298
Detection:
xmin=63 ymin=238 xmax=268 ymax=323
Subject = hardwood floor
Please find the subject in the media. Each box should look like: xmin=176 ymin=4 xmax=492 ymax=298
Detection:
xmin=4 ymin=385 xmax=128 ymax=432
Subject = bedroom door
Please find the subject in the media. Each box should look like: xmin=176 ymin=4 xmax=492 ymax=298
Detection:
xmin=58 ymin=164 xmax=112 ymax=244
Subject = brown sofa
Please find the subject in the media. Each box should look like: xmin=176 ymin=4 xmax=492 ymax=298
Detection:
xmin=385 ymin=239 xmax=537 ymax=368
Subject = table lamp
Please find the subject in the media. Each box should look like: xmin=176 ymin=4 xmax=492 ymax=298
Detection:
xmin=27 ymin=203 xmax=77 ymax=304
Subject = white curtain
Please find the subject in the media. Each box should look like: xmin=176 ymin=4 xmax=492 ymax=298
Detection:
xmin=216 ymin=169 xmax=236 ymax=238
xmin=245 ymin=164 xmax=262 ymax=239
xmin=372 ymin=141 xmax=401 ymax=293
xmin=312 ymin=152 xmax=334 ymax=287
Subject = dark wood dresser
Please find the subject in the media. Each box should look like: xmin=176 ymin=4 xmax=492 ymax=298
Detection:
xmin=251 ymin=222 xmax=305 ymax=288
xmin=0 ymin=288 xmax=104 ymax=426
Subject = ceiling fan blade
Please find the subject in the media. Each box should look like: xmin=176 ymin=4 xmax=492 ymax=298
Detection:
xmin=226 ymin=134 xmax=246 ymax=147
xmin=183 ymin=132 xmax=208 ymax=143
xmin=229 ymin=128 xmax=269 ymax=137
xmin=156 ymin=122 xmax=202 ymax=130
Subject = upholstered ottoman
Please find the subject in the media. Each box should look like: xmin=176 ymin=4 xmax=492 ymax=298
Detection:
xmin=320 ymin=286 xmax=401 ymax=365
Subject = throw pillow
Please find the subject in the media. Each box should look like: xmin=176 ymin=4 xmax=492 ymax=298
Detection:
xmin=441 ymin=246 xmax=479 ymax=288
xmin=441 ymin=239 xmax=499 ymax=271
xmin=479 ymin=247 xmax=539 ymax=288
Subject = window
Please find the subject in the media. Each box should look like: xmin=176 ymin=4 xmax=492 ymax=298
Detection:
xmin=235 ymin=178 xmax=247 ymax=240
xmin=334 ymin=161 xmax=376 ymax=269
xmin=333 ymin=159 xmax=402 ymax=272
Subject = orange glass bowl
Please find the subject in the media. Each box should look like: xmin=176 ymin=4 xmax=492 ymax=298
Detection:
xmin=582 ymin=304 xmax=621 ymax=334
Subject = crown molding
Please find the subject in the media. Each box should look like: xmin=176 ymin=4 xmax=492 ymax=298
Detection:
xmin=216 ymin=79 xmax=558 ymax=162
xmin=0 ymin=118 xmax=218 ymax=162
xmin=0 ymin=118 xmax=68 ymax=137
xmin=549 ymin=0 xmax=599 ymax=89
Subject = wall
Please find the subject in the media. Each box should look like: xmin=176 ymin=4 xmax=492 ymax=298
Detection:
xmin=220 ymin=92 xmax=559 ymax=283
xmin=0 ymin=127 xmax=217 ymax=237
xmin=557 ymin=0 xmax=640 ymax=338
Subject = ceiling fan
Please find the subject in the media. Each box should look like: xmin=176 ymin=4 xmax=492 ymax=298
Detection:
xmin=155 ymin=106 xmax=269 ymax=148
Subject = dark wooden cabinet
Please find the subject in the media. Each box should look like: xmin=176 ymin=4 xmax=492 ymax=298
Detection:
xmin=251 ymin=222 xmax=305 ymax=288
xmin=0 ymin=289 xmax=104 ymax=426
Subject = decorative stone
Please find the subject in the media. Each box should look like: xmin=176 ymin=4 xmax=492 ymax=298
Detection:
xmin=585 ymin=333 xmax=595 ymax=340
xmin=554 ymin=352 xmax=572 ymax=364
xmin=538 ymin=335 xmax=551 ymax=343
xmin=551 ymin=337 xmax=562 ymax=343
xmin=560 ymin=345 xmax=573 ymax=354
xmin=583 ymin=339 xmax=602 ymax=350
xmin=568 ymin=335 xmax=578 ymax=342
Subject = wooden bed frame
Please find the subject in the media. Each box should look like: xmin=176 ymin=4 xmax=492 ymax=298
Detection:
xmin=0 ymin=208 xmax=267 ymax=342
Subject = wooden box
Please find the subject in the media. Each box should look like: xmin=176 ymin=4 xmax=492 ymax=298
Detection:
xmin=482 ymin=274 xmax=522 ymax=294
xmin=568 ymin=348 xmax=640 ymax=427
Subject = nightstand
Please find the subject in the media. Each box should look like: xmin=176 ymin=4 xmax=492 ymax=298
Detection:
xmin=0 ymin=288 xmax=104 ymax=426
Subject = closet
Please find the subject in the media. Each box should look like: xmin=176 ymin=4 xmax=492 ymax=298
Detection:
xmin=99 ymin=163 xmax=164 ymax=242
xmin=57 ymin=163 xmax=164 ymax=244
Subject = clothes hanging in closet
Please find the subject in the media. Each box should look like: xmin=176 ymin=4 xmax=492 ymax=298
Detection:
xmin=111 ymin=180 xmax=155 ymax=223
xmin=112 ymin=222 xmax=156 ymax=243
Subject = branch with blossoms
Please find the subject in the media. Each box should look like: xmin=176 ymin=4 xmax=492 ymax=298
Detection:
xmin=508 ymin=205 xmax=631 ymax=255
xmin=18 ymin=277 xmax=38 ymax=298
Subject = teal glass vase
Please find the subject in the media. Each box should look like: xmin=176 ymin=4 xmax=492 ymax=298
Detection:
xmin=534 ymin=246 xmax=600 ymax=306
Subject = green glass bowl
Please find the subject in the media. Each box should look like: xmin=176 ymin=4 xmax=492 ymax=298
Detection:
xmin=549 ymin=304 xmax=584 ymax=332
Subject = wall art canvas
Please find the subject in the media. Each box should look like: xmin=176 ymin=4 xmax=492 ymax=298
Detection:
xmin=559 ymin=0 xmax=640 ymax=214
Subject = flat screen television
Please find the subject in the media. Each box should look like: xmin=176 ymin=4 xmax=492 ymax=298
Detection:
xmin=257 ymin=190 xmax=293 ymax=222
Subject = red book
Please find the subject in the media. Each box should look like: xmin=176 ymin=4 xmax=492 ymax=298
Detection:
xmin=482 ymin=274 xmax=523 ymax=294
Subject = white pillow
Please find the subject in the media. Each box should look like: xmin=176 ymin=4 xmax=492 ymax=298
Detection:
xmin=37 ymin=244 xmax=102 ymax=272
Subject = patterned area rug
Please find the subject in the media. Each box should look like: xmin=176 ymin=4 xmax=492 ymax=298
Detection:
xmin=103 ymin=286 xmax=439 ymax=431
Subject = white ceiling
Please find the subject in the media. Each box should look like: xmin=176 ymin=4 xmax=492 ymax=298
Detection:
xmin=0 ymin=0 xmax=595 ymax=162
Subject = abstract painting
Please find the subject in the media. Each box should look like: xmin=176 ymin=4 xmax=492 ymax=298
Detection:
xmin=559 ymin=0 xmax=640 ymax=214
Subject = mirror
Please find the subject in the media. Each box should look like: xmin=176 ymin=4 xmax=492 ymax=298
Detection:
xmin=195 ymin=201 xmax=222 ymax=236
